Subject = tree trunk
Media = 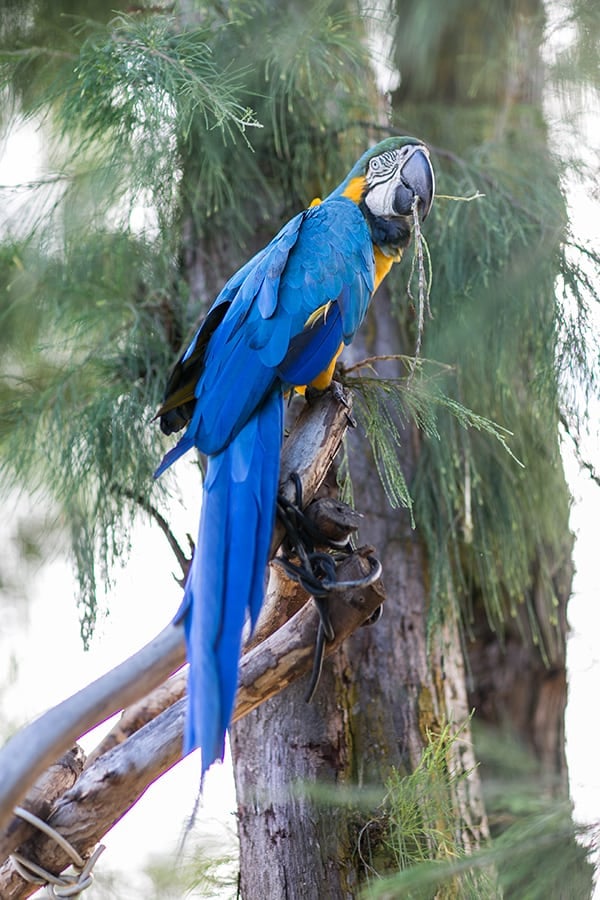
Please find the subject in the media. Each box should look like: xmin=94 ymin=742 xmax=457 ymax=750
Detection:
xmin=231 ymin=1 xmax=576 ymax=895
xmin=230 ymin=295 xmax=488 ymax=897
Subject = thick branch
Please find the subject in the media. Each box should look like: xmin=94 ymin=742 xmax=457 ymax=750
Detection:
xmin=0 ymin=386 xmax=353 ymax=834
xmin=0 ymin=749 xmax=85 ymax=864
xmin=0 ymin=547 xmax=384 ymax=898
xmin=83 ymin=672 xmax=187 ymax=769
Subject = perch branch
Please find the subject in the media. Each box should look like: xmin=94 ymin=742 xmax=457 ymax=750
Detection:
xmin=0 ymin=749 xmax=85 ymax=864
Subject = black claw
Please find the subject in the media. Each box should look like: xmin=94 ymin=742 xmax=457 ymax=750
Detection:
xmin=362 ymin=604 xmax=383 ymax=626
xmin=330 ymin=380 xmax=356 ymax=427
xmin=314 ymin=595 xmax=335 ymax=642
xmin=305 ymin=624 xmax=326 ymax=703
xmin=290 ymin=471 xmax=303 ymax=507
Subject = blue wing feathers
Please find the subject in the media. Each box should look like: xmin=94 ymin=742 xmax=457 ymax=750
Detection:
xmin=155 ymin=193 xmax=377 ymax=781
xmin=278 ymin=302 xmax=343 ymax=386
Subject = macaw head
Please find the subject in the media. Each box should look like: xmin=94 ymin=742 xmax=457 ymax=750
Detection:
xmin=327 ymin=136 xmax=435 ymax=254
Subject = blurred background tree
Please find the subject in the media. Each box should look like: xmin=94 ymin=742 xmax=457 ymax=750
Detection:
xmin=0 ymin=0 xmax=598 ymax=896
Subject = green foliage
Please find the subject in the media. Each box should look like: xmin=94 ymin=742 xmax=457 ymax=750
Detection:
xmin=473 ymin=726 xmax=596 ymax=900
xmin=407 ymin=143 xmax=584 ymax=640
xmin=359 ymin=723 xmax=595 ymax=899
xmin=0 ymin=221 xmax=186 ymax=639
xmin=0 ymin=0 xmax=378 ymax=638
xmin=143 ymin=841 xmax=238 ymax=899
xmin=172 ymin=0 xmax=375 ymax=235
xmin=344 ymin=364 xmax=519 ymax=524
xmin=549 ymin=0 xmax=600 ymax=91
xmin=358 ymin=721 xmax=496 ymax=898
xmin=365 ymin=808 xmax=594 ymax=900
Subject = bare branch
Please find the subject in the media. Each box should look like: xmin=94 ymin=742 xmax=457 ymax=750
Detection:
xmin=84 ymin=672 xmax=187 ymax=769
xmin=559 ymin=411 xmax=600 ymax=488
xmin=0 ymin=623 xmax=185 ymax=840
xmin=114 ymin=484 xmax=191 ymax=583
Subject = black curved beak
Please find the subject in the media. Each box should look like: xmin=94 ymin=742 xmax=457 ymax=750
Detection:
xmin=393 ymin=146 xmax=435 ymax=221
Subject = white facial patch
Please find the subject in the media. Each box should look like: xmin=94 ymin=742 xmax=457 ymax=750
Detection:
xmin=364 ymin=178 xmax=399 ymax=218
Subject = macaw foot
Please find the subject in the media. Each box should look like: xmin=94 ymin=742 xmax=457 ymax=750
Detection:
xmin=305 ymin=380 xmax=357 ymax=427
xmin=304 ymin=551 xmax=383 ymax=702
xmin=277 ymin=472 xmax=337 ymax=642
xmin=276 ymin=472 xmax=381 ymax=701
xmin=363 ymin=603 xmax=384 ymax=626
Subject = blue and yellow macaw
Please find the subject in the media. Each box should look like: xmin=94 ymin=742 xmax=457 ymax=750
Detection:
xmin=155 ymin=136 xmax=435 ymax=780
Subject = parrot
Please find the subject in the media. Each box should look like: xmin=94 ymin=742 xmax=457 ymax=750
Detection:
xmin=154 ymin=135 xmax=435 ymax=781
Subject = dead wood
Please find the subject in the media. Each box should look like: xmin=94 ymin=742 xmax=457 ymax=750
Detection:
xmin=84 ymin=672 xmax=188 ymax=769
xmin=0 ymin=748 xmax=85 ymax=864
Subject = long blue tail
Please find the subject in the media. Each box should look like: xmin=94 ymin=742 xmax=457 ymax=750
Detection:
xmin=174 ymin=390 xmax=283 ymax=779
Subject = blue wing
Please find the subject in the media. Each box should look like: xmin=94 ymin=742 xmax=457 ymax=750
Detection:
xmin=156 ymin=196 xmax=374 ymax=465
xmin=154 ymin=195 xmax=375 ymax=780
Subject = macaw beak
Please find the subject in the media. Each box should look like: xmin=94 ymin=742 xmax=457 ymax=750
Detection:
xmin=393 ymin=146 xmax=435 ymax=221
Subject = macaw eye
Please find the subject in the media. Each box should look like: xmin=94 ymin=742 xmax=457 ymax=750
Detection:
xmin=370 ymin=157 xmax=381 ymax=172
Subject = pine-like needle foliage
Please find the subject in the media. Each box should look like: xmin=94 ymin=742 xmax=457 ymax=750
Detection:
xmin=374 ymin=0 xmax=600 ymax=651
xmin=0 ymin=0 xmax=598 ymax=659
xmin=360 ymin=722 xmax=498 ymax=898
xmin=343 ymin=364 xmax=518 ymax=524
xmin=0 ymin=0 xmax=377 ymax=638
xmin=362 ymin=725 xmax=594 ymax=900
xmin=408 ymin=143 xmax=587 ymax=643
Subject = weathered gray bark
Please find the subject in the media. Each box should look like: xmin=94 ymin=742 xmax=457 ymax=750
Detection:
xmin=0 ymin=748 xmax=85 ymax=864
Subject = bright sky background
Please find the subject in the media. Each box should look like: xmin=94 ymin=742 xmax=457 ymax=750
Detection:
xmin=1 ymin=84 xmax=599 ymax=897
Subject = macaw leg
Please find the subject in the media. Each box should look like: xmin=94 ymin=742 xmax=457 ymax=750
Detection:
xmin=277 ymin=479 xmax=386 ymax=701
xmin=175 ymin=390 xmax=283 ymax=781
xmin=304 ymin=379 xmax=356 ymax=428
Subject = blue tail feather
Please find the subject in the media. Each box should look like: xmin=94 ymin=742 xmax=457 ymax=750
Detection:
xmin=175 ymin=390 xmax=283 ymax=778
